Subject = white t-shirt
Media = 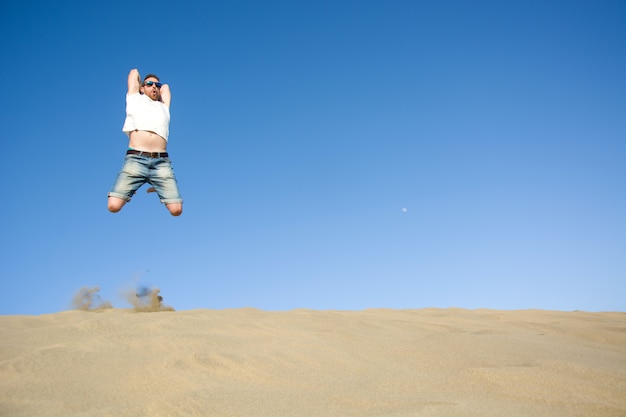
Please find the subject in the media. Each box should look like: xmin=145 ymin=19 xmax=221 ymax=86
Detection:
xmin=122 ymin=93 xmax=170 ymax=141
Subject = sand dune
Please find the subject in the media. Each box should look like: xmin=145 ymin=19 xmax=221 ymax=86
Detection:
xmin=1 ymin=308 xmax=625 ymax=417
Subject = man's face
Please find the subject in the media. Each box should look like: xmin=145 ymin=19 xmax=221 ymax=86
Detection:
xmin=141 ymin=77 xmax=162 ymax=101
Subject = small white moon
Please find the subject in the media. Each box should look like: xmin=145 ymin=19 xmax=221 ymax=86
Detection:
xmin=401 ymin=207 xmax=408 ymax=213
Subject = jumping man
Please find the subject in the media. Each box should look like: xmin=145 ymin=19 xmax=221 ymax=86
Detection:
xmin=107 ymin=69 xmax=183 ymax=216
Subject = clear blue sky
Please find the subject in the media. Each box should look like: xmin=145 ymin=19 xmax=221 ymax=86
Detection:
xmin=1 ymin=0 xmax=624 ymax=315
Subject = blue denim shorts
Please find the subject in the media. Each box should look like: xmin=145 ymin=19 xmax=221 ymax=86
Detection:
xmin=108 ymin=154 xmax=182 ymax=204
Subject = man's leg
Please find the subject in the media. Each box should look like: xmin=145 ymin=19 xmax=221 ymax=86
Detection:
xmin=166 ymin=203 xmax=183 ymax=216
xmin=149 ymin=188 xmax=182 ymax=216
xmin=150 ymin=158 xmax=183 ymax=217
xmin=108 ymin=155 xmax=148 ymax=213
xmin=108 ymin=196 xmax=127 ymax=213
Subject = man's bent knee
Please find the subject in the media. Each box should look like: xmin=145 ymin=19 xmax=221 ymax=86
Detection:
xmin=108 ymin=196 xmax=126 ymax=213
xmin=166 ymin=203 xmax=183 ymax=216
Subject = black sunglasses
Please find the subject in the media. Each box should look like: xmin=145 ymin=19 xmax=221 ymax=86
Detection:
xmin=144 ymin=81 xmax=163 ymax=88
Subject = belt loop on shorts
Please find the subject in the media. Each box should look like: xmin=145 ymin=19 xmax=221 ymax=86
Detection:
xmin=126 ymin=149 xmax=169 ymax=158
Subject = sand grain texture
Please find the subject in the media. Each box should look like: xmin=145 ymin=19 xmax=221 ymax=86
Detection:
xmin=1 ymin=308 xmax=625 ymax=417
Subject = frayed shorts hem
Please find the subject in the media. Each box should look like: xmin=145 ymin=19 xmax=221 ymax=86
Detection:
xmin=160 ymin=198 xmax=183 ymax=205
xmin=108 ymin=192 xmax=132 ymax=202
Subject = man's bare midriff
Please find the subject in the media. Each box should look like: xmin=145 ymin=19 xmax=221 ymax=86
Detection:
xmin=129 ymin=130 xmax=167 ymax=152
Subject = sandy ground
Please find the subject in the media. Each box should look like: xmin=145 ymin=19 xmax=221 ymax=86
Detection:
xmin=1 ymin=308 xmax=625 ymax=417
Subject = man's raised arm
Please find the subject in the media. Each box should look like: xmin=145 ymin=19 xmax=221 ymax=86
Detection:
xmin=128 ymin=69 xmax=141 ymax=94
xmin=160 ymin=84 xmax=171 ymax=107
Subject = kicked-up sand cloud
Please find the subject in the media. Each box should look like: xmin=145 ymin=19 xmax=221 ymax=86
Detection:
xmin=73 ymin=285 xmax=174 ymax=312
xmin=124 ymin=286 xmax=175 ymax=312
xmin=72 ymin=286 xmax=113 ymax=311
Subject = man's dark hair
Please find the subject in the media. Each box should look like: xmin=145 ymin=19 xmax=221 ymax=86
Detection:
xmin=143 ymin=74 xmax=160 ymax=84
